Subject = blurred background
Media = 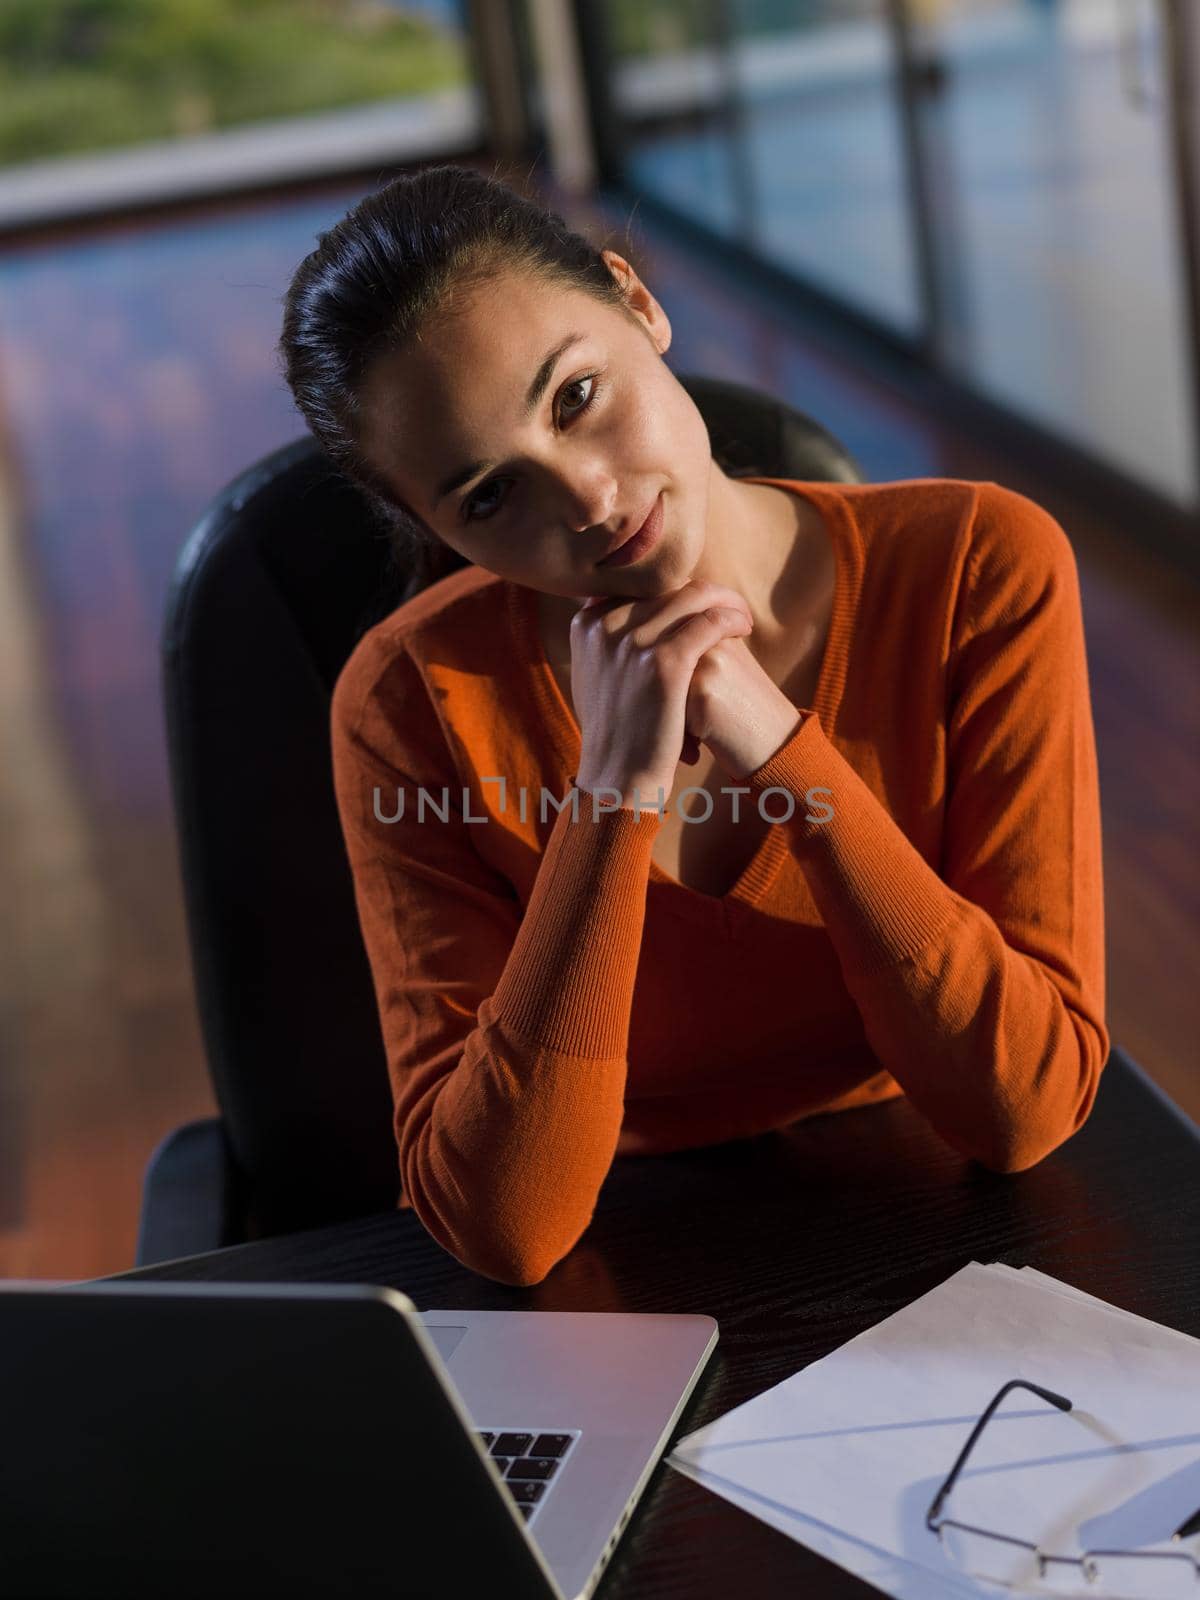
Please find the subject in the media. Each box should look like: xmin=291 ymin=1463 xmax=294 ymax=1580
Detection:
xmin=0 ymin=0 xmax=1196 ymax=1279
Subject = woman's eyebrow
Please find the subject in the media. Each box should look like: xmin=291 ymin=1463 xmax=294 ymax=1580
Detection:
xmin=432 ymin=331 xmax=589 ymax=507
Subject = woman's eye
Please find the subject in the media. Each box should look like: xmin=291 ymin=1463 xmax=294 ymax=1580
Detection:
xmin=558 ymin=374 xmax=595 ymax=418
xmin=462 ymin=372 xmax=603 ymax=524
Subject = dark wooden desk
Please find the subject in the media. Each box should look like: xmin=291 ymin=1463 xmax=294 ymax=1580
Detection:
xmin=106 ymin=1049 xmax=1200 ymax=1599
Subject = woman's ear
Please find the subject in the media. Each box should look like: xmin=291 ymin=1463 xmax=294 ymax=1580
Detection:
xmin=601 ymin=248 xmax=672 ymax=356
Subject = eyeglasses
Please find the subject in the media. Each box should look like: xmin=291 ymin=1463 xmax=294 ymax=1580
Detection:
xmin=926 ymin=1379 xmax=1200 ymax=1596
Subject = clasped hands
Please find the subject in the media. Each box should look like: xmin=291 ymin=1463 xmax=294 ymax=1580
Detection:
xmin=577 ymin=582 xmax=805 ymax=783
xmin=679 ymin=624 xmax=805 ymax=779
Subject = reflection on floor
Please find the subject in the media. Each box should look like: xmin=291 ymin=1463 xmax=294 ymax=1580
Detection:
xmin=0 ymin=163 xmax=1196 ymax=1280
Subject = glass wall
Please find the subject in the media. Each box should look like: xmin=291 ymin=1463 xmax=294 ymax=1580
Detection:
xmin=606 ymin=0 xmax=748 ymax=238
xmin=731 ymin=0 xmax=922 ymax=333
xmin=606 ymin=0 xmax=1199 ymax=512
xmin=918 ymin=0 xmax=1197 ymax=508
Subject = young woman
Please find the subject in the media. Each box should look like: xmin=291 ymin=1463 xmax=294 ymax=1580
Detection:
xmin=279 ymin=163 xmax=1108 ymax=1287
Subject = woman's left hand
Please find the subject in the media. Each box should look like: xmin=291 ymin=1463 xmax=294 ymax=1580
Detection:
xmin=682 ymin=634 xmax=805 ymax=779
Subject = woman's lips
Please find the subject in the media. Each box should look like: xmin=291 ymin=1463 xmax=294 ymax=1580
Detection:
xmin=597 ymin=492 xmax=665 ymax=568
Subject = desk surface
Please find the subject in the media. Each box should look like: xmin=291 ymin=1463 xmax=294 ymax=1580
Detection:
xmin=109 ymin=1052 xmax=1200 ymax=1599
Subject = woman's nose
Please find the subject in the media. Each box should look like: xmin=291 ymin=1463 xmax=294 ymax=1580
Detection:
xmin=554 ymin=463 xmax=618 ymax=533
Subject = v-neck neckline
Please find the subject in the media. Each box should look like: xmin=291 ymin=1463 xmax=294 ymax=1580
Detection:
xmin=503 ymin=476 xmax=860 ymax=924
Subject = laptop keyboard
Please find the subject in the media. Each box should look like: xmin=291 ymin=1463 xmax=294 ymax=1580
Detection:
xmin=474 ymin=1429 xmax=581 ymax=1524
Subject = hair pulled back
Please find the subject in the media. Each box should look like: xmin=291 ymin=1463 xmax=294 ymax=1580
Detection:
xmin=278 ymin=161 xmax=640 ymax=592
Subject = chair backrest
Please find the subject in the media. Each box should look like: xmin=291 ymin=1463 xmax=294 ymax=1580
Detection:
xmin=161 ymin=372 xmax=868 ymax=1240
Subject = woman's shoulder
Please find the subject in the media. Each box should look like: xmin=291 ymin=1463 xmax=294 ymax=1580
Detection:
xmin=959 ymin=479 xmax=1078 ymax=594
xmin=365 ymin=559 xmax=507 ymax=655
xmin=333 ymin=563 xmax=511 ymax=725
xmin=858 ymin=474 xmax=1069 ymax=559
xmin=830 ymin=475 xmax=1075 ymax=601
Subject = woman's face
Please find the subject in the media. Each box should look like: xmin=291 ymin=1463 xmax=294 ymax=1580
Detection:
xmin=355 ymin=252 xmax=714 ymax=599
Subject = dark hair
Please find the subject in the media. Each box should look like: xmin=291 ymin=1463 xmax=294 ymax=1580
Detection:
xmin=278 ymin=161 xmax=644 ymax=594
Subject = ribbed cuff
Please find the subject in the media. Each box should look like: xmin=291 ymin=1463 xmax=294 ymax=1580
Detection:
xmin=488 ymin=785 xmax=663 ymax=1058
xmin=742 ymin=714 xmax=960 ymax=972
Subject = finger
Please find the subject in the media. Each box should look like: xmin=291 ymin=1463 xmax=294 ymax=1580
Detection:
xmin=696 ymin=605 xmax=754 ymax=641
xmin=655 ymin=605 xmax=747 ymax=652
xmin=627 ymin=585 xmax=751 ymax=647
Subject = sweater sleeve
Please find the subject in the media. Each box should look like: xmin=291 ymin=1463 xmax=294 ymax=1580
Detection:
xmin=330 ymin=634 xmax=664 ymax=1287
xmin=738 ymin=482 xmax=1109 ymax=1172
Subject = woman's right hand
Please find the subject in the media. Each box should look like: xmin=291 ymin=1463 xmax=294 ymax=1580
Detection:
xmin=569 ymin=580 xmax=754 ymax=809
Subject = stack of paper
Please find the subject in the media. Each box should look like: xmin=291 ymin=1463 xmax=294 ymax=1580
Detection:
xmin=668 ymin=1263 xmax=1200 ymax=1599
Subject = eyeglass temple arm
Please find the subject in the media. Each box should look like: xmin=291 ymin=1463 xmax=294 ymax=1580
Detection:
xmin=925 ymin=1379 xmax=1073 ymax=1531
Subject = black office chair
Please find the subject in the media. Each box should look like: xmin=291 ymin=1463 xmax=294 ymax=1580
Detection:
xmin=134 ymin=374 xmax=872 ymax=1267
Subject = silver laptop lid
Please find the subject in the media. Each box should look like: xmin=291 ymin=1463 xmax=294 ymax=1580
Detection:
xmin=420 ymin=1307 xmax=719 ymax=1599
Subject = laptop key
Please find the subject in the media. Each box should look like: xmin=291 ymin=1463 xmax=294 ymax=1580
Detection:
xmin=492 ymin=1432 xmax=533 ymax=1457
xmin=506 ymin=1457 xmax=556 ymax=1481
xmin=530 ymin=1433 xmax=571 ymax=1459
xmin=478 ymin=1432 xmax=496 ymax=1448
xmin=508 ymin=1481 xmax=545 ymax=1505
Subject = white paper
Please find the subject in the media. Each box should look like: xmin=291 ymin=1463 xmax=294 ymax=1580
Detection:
xmin=668 ymin=1451 xmax=998 ymax=1600
xmin=668 ymin=1263 xmax=1200 ymax=1600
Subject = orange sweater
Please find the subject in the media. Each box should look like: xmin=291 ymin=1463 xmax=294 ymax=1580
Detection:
xmin=330 ymin=476 xmax=1109 ymax=1287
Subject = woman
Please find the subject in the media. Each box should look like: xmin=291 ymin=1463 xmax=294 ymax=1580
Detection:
xmin=279 ymin=163 xmax=1108 ymax=1287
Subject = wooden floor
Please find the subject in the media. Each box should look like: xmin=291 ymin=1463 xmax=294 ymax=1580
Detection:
xmin=0 ymin=164 xmax=1197 ymax=1283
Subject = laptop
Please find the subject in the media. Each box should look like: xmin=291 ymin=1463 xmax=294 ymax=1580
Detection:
xmin=0 ymin=1280 xmax=718 ymax=1600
